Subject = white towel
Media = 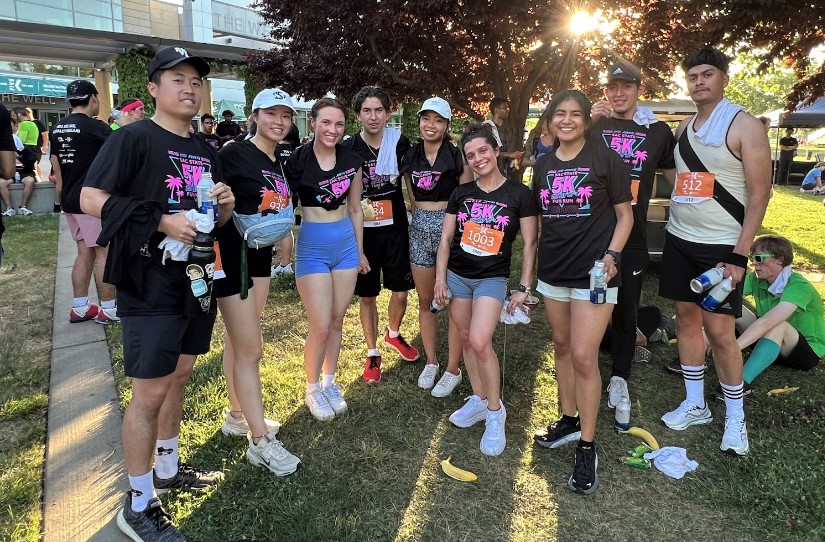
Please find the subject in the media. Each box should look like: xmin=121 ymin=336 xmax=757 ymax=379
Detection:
xmin=633 ymin=106 xmax=659 ymax=128
xmin=693 ymin=99 xmax=743 ymax=147
xmin=12 ymin=134 xmax=23 ymax=152
xmin=482 ymin=120 xmax=503 ymax=147
xmin=500 ymin=301 xmax=530 ymax=325
xmin=375 ymin=127 xmax=401 ymax=176
xmin=643 ymin=446 xmax=699 ymax=479
xmin=768 ymin=265 xmax=793 ymax=296
xmin=159 ymin=210 xmax=215 ymax=264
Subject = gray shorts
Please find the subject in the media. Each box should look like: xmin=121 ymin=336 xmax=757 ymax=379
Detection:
xmin=409 ymin=208 xmax=445 ymax=268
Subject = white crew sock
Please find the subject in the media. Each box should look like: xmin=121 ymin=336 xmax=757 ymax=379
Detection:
xmin=682 ymin=364 xmax=706 ymax=408
xmin=368 ymin=348 xmax=380 ymax=357
xmin=100 ymin=299 xmax=116 ymax=310
xmin=128 ymin=471 xmax=155 ymax=512
xmin=321 ymin=373 xmax=335 ymax=388
xmin=307 ymin=381 xmax=321 ymax=393
xmin=721 ymin=381 xmax=745 ymax=420
xmin=154 ymin=436 xmax=179 ymax=480
xmin=72 ymin=296 xmax=89 ymax=308
xmin=387 ymin=328 xmax=400 ymax=339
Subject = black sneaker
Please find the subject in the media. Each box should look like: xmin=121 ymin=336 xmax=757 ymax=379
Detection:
xmin=710 ymin=382 xmax=753 ymax=401
xmin=568 ymin=445 xmax=599 ymax=495
xmin=534 ymin=417 xmax=581 ymax=449
xmin=153 ymin=462 xmax=224 ymax=494
xmin=663 ymin=357 xmax=683 ymax=375
xmin=117 ymin=492 xmax=186 ymax=541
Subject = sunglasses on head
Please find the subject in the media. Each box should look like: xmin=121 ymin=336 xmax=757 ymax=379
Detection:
xmin=749 ymin=253 xmax=774 ymax=263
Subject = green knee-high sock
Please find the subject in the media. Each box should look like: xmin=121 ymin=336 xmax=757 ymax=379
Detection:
xmin=743 ymin=338 xmax=782 ymax=384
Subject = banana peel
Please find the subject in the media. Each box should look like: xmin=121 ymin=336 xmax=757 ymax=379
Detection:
xmin=440 ymin=457 xmax=477 ymax=482
xmin=619 ymin=426 xmax=660 ymax=450
xmin=768 ymin=386 xmax=800 ymax=396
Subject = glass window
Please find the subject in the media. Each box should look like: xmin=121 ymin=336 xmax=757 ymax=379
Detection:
xmin=74 ymin=12 xmax=113 ymax=31
xmin=21 ymin=0 xmax=73 ymax=10
xmin=113 ymin=19 xmax=123 ymax=32
xmin=74 ymin=0 xmax=113 ymax=18
xmin=15 ymin=3 xmax=73 ymax=26
xmin=0 ymin=2 xmax=15 ymax=18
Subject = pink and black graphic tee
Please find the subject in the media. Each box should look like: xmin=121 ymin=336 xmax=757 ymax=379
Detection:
xmin=532 ymin=141 xmax=631 ymax=288
xmin=400 ymin=139 xmax=465 ymax=203
xmin=284 ymin=143 xmax=363 ymax=211
xmin=446 ymin=180 xmax=539 ymax=279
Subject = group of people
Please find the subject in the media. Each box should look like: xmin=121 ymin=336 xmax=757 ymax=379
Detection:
xmin=0 ymin=42 xmax=818 ymax=541
xmin=0 ymin=106 xmax=48 ymax=217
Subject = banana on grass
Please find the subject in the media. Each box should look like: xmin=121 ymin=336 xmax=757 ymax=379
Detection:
xmin=768 ymin=386 xmax=800 ymax=396
xmin=619 ymin=426 xmax=660 ymax=450
xmin=441 ymin=457 xmax=477 ymax=482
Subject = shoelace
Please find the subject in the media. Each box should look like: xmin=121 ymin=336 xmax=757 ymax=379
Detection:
xmin=325 ymin=385 xmax=344 ymax=401
xmin=367 ymin=356 xmax=380 ymax=370
xmin=486 ymin=415 xmax=503 ymax=437
xmin=572 ymin=448 xmax=596 ymax=487
xmin=146 ymin=500 xmax=175 ymax=532
xmin=262 ymin=436 xmax=289 ymax=460
xmin=395 ymin=334 xmax=412 ymax=347
xmin=309 ymin=389 xmax=328 ymax=408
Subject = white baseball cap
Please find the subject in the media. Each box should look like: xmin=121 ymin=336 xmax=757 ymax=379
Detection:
xmin=252 ymin=88 xmax=298 ymax=114
xmin=417 ymin=97 xmax=451 ymax=120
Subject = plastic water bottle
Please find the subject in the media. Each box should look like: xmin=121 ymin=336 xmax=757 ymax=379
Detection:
xmin=701 ymin=276 xmax=733 ymax=311
xmin=690 ymin=266 xmax=725 ymax=293
xmin=615 ymin=397 xmax=631 ymax=431
xmin=430 ymin=290 xmax=453 ymax=313
xmin=184 ymin=231 xmax=216 ymax=318
xmin=590 ymin=260 xmax=607 ymax=304
xmin=197 ymin=171 xmax=218 ymax=223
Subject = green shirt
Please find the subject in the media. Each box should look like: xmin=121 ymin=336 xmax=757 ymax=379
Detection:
xmin=18 ymin=120 xmax=39 ymax=146
xmin=110 ymin=123 xmax=120 ymax=131
xmin=744 ymin=271 xmax=825 ymax=357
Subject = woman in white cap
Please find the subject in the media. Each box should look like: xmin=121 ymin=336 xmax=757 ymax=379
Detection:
xmin=400 ymin=97 xmax=472 ymax=393
xmin=214 ymin=88 xmax=301 ymax=475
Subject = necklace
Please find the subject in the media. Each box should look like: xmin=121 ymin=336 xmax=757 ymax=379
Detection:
xmin=477 ymin=175 xmax=506 ymax=193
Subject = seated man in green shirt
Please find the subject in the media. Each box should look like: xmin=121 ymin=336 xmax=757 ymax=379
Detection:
xmin=715 ymin=235 xmax=825 ymax=397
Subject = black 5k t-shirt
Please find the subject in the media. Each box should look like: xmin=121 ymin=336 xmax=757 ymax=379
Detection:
xmin=197 ymin=132 xmax=223 ymax=151
xmin=50 ymin=113 xmax=112 ymax=213
xmin=588 ymin=117 xmax=675 ymax=250
xmin=84 ymin=120 xmax=222 ymax=316
xmin=400 ymin=139 xmax=465 ymax=203
xmin=341 ymin=132 xmax=411 ymax=229
xmin=446 ymin=180 xmax=539 ymax=279
xmin=219 ymin=140 xmax=290 ymax=216
xmin=533 ymin=141 xmax=631 ymax=288
xmin=284 ymin=144 xmax=363 ymax=211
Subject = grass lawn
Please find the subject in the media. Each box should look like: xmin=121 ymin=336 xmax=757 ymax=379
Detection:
xmin=0 ymin=214 xmax=58 ymax=542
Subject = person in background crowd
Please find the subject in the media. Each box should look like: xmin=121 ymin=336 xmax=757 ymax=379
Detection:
xmin=14 ymin=107 xmax=48 ymax=181
xmin=111 ymin=98 xmax=145 ymax=131
xmin=197 ymin=113 xmax=222 ymax=151
xmin=532 ymin=90 xmax=633 ymax=495
xmin=271 ymin=123 xmax=300 ymax=277
xmin=81 ymin=46 xmax=233 ymax=541
xmin=522 ymin=119 xmax=554 ymax=169
xmin=217 ymin=109 xmax=242 ymax=143
xmin=775 ymin=127 xmax=798 ymax=185
xmin=0 ymin=104 xmax=16 ymax=266
xmin=800 ymin=162 xmax=825 ymax=193
xmin=483 ymin=98 xmax=524 ymax=182
xmin=1 ymin=117 xmax=36 ymax=216
xmin=437 ymin=123 xmax=538 ymax=455
xmin=51 ymin=80 xmax=119 ymax=324
xmin=401 ymin=97 xmax=473 ymax=394
xmin=284 ymin=98 xmax=368 ymax=422
xmin=342 ymin=86 xmax=419 ymax=383
xmin=235 ymin=117 xmax=255 ymax=142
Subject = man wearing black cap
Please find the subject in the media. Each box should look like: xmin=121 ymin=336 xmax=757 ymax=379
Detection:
xmin=590 ymin=60 xmax=677 ymax=411
xmin=50 ymin=80 xmax=120 ymax=324
xmin=81 ymin=46 xmax=234 ymax=542
xmin=217 ymin=109 xmax=241 ymax=143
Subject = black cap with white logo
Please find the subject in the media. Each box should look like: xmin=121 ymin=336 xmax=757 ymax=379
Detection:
xmin=66 ymin=80 xmax=99 ymax=100
xmin=607 ymin=60 xmax=642 ymax=84
xmin=148 ymin=46 xmax=210 ymax=80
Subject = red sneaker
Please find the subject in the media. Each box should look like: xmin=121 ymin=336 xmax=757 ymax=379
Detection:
xmin=362 ymin=355 xmax=382 ymax=383
xmin=384 ymin=330 xmax=420 ymax=361
xmin=69 ymin=302 xmax=99 ymax=323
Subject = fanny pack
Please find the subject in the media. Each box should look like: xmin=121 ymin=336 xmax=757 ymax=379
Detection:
xmin=232 ymin=204 xmax=294 ymax=249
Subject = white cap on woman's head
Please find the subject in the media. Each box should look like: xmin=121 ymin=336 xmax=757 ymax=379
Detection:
xmin=252 ymin=88 xmax=297 ymax=114
xmin=418 ymin=97 xmax=451 ymax=120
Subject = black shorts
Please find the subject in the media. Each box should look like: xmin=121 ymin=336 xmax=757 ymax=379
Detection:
xmin=355 ymin=226 xmax=415 ymax=297
xmin=658 ymin=232 xmax=743 ymax=317
xmin=212 ymin=225 xmax=271 ymax=298
xmin=121 ymin=313 xmax=217 ymax=378
xmin=777 ymin=333 xmax=821 ymax=371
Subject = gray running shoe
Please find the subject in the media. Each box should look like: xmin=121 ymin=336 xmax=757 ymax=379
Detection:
xmin=153 ymin=462 xmax=223 ymax=494
xmin=117 ymin=492 xmax=186 ymax=541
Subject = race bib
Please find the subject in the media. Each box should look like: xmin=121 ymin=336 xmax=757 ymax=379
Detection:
xmin=364 ymin=199 xmax=394 ymax=227
xmin=460 ymin=221 xmax=503 ymax=257
xmin=213 ymin=241 xmax=225 ymax=280
xmin=259 ymin=191 xmax=290 ymax=213
xmin=630 ymin=179 xmax=640 ymax=205
xmin=673 ymin=172 xmax=715 ymax=203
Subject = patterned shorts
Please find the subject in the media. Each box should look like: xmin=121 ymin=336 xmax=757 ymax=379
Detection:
xmin=409 ymin=208 xmax=445 ymax=268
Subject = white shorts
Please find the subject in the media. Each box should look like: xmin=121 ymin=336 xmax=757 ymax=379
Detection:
xmin=536 ymin=279 xmax=618 ymax=304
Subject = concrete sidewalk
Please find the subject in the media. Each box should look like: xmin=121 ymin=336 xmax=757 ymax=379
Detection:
xmin=43 ymin=214 xmax=129 ymax=541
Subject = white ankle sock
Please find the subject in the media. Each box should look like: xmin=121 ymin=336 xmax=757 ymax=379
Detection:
xmin=368 ymin=348 xmax=380 ymax=357
xmin=154 ymin=436 xmax=179 ymax=480
xmin=73 ymin=296 xmax=89 ymax=308
xmin=682 ymin=364 xmax=706 ymax=408
xmin=128 ymin=471 xmax=155 ymax=512
xmin=321 ymin=373 xmax=335 ymax=388
xmin=387 ymin=328 xmax=400 ymax=339
xmin=100 ymin=299 xmax=116 ymax=310
xmin=307 ymin=381 xmax=321 ymax=393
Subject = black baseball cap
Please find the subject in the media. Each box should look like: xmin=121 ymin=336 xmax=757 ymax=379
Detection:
xmin=148 ymin=46 xmax=210 ymax=80
xmin=607 ymin=60 xmax=642 ymax=84
xmin=66 ymin=80 xmax=98 ymax=100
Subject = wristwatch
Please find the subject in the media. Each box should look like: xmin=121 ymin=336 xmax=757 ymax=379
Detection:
xmin=516 ymin=283 xmax=531 ymax=294
xmin=604 ymin=249 xmax=621 ymax=264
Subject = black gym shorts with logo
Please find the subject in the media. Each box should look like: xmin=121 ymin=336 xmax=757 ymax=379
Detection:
xmin=355 ymin=226 xmax=415 ymax=297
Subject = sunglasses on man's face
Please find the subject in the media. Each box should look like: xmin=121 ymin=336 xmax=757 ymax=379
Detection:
xmin=749 ymin=253 xmax=774 ymax=263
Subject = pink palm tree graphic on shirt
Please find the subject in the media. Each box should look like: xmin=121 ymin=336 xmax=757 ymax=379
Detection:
xmin=456 ymin=211 xmax=469 ymax=228
xmin=165 ymin=175 xmax=184 ymax=203
xmin=576 ymin=186 xmax=593 ymax=207
xmin=494 ymin=214 xmax=510 ymax=230
xmin=633 ymin=150 xmax=648 ymax=168
xmin=539 ymin=188 xmax=550 ymax=207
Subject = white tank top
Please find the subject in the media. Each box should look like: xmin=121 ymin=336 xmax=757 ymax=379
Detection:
xmin=668 ymin=114 xmax=747 ymax=245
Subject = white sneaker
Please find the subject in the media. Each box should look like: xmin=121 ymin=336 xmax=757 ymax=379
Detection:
xmin=720 ymin=417 xmax=749 ymax=456
xmin=2 ymin=208 xmax=15 ymax=217
xmin=480 ymin=405 xmax=507 ymax=456
xmin=246 ymin=431 xmax=301 ymax=476
xmin=322 ymin=383 xmax=348 ymax=415
xmin=431 ymin=369 xmax=462 ymax=398
xmin=661 ymin=399 xmax=713 ymax=430
xmin=17 ymin=206 xmax=33 ymax=216
xmin=606 ymin=376 xmax=629 ymax=409
xmin=448 ymin=395 xmax=488 ymax=428
xmin=305 ymin=388 xmax=335 ymax=421
xmin=280 ymin=263 xmax=293 ymax=275
xmin=417 ymin=363 xmax=439 ymax=389
xmin=221 ymin=407 xmax=280 ymax=437
xmin=270 ymin=266 xmax=280 ymax=278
